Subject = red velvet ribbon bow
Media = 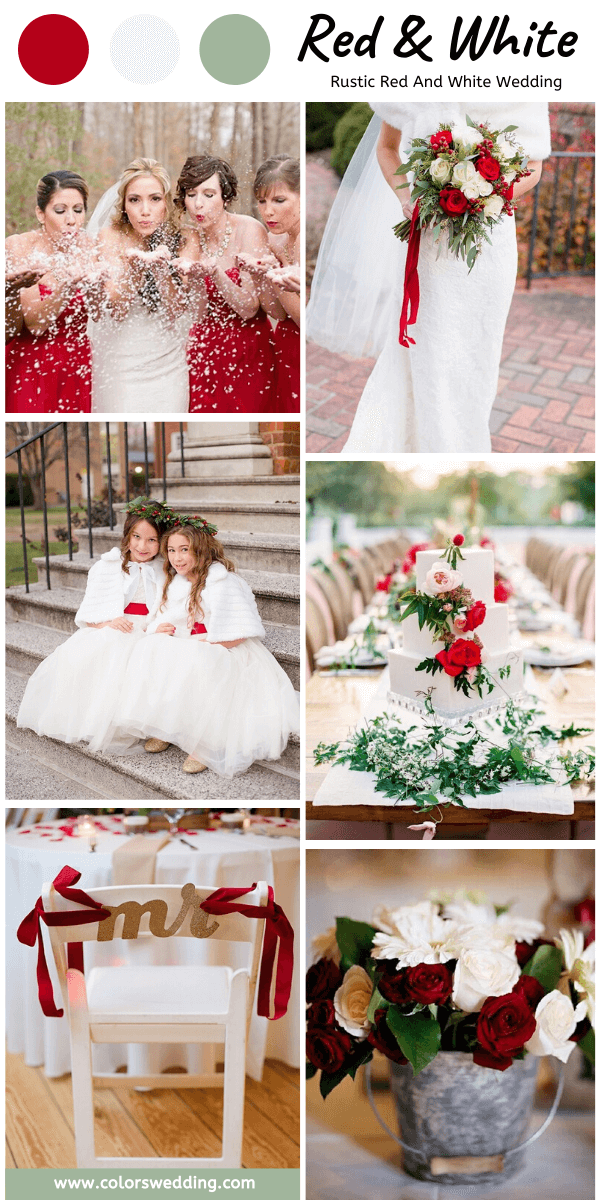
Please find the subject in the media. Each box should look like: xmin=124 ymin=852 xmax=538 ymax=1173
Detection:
xmin=398 ymin=200 xmax=421 ymax=348
xmin=201 ymin=884 xmax=294 ymax=1020
xmin=16 ymin=866 xmax=111 ymax=1019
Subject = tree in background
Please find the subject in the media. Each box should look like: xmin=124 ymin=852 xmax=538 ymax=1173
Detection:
xmin=307 ymin=462 xmax=404 ymax=526
xmin=6 ymin=103 xmax=92 ymax=235
xmin=330 ymin=104 xmax=372 ymax=177
xmin=558 ymin=461 xmax=595 ymax=513
xmin=306 ymin=103 xmax=353 ymax=152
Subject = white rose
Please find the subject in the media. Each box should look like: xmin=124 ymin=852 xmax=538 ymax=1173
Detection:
xmin=425 ymin=563 xmax=463 ymax=594
xmin=452 ymin=125 xmax=485 ymax=149
xmin=477 ymin=178 xmax=493 ymax=197
xmin=525 ymin=990 xmax=587 ymax=1062
xmin=462 ymin=183 xmax=480 ymax=201
xmin=495 ymin=137 xmax=514 ymax=162
xmin=430 ymin=157 xmax=452 ymax=185
xmin=334 ymin=965 xmax=373 ymax=1039
xmin=483 ymin=195 xmax=504 ymax=219
xmin=452 ymin=944 xmax=520 ymax=1012
xmin=452 ymin=161 xmax=478 ymax=188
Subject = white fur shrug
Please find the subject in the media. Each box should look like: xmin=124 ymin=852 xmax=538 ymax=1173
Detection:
xmin=146 ymin=562 xmax=266 ymax=642
xmin=370 ymin=102 xmax=551 ymax=160
xmin=74 ymin=548 xmax=163 ymax=627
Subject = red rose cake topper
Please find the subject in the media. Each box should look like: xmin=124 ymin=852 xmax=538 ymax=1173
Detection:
xmin=395 ymin=115 xmax=531 ymax=347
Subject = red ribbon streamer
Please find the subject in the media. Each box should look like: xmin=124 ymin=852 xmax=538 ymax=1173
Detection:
xmin=201 ymin=884 xmax=294 ymax=1020
xmin=190 ymin=622 xmax=207 ymax=635
xmin=398 ymin=201 xmax=421 ymax=348
xmin=18 ymin=872 xmax=293 ymax=1022
xmin=16 ymin=866 xmax=111 ymax=1018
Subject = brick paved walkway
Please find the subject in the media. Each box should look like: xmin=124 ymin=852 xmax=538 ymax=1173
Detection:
xmin=307 ymin=287 xmax=595 ymax=454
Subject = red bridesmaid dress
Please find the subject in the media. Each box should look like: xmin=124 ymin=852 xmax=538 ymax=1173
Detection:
xmin=187 ymin=268 xmax=275 ymax=413
xmin=6 ymin=287 xmax=92 ymax=414
xmin=272 ymin=316 xmax=300 ymax=412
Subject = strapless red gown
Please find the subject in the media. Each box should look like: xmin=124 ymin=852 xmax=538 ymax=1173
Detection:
xmin=272 ymin=316 xmax=300 ymax=412
xmin=6 ymin=293 xmax=92 ymax=414
xmin=187 ymin=268 xmax=275 ymax=413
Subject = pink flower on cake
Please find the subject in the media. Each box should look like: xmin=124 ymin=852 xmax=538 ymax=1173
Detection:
xmin=425 ymin=562 xmax=463 ymax=594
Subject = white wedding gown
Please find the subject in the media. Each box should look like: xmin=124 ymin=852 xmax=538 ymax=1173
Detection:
xmin=90 ymin=297 xmax=190 ymax=412
xmin=306 ymin=102 xmax=551 ymax=453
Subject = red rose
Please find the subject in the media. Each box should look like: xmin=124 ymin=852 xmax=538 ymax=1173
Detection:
xmin=403 ymin=963 xmax=453 ymax=1005
xmin=515 ymin=937 xmax=553 ymax=968
xmin=307 ymin=999 xmax=337 ymax=1028
xmin=512 ymin=975 xmax=545 ymax=1010
xmin=402 ymin=542 xmax=430 ymax=574
xmin=439 ymin=187 xmax=469 ymax=216
xmin=453 ymin=534 xmax=465 ymax=546
xmin=376 ymin=573 xmax=393 ymax=592
xmin=430 ymin=129 xmax=453 ymax=152
xmin=476 ymin=154 xmax=501 ymax=181
xmin=574 ymin=898 xmax=595 ymax=946
xmin=377 ymin=964 xmax=409 ymax=1004
xmin=463 ymin=600 xmax=486 ymax=632
xmin=306 ymin=1026 xmax=354 ymax=1073
xmin=306 ymin=957 xmax=343 ymax=1003
xmin=436 ymin=638 xmax=482 ymax=677
xmin=368 ymin=1009 xmax=408 ymax=1064
xmin=474 ymin=992 xmax=537 ymax=1072
xmin=494 ymin=582 xmax=511 ymax=604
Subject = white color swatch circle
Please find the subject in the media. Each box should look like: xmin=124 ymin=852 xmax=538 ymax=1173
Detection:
xmin=110 ymin=15 xmax=180 ymax=85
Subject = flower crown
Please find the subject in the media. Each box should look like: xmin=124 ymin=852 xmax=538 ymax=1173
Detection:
xmin=124 ymin=498 xmax=218 ymax=537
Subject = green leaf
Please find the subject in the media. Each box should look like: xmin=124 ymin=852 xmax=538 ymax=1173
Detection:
xmin=510 ymin=745 xmax=527 ymax=779
xmin=386 ymin=1007 xmax=441 ymax=1075
xmin=522 ymin=944 xmax=564 ymax=994
xmin=501 ymin=125 xmax=518 ymax=133
xmin=578 ymin=1027 xmax=595 ymax=1066
xmin=306 ymin=1061 xmax=317 ymax=1080
xmin=367 ymin=987 xmax=389 ymax=1024
xmin=336 ymin=916 xmax=376 ymax=971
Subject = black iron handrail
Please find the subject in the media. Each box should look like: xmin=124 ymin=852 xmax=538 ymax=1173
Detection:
xmin=525 ymin=152 xmax=595 ymax=288
xmin=6 ymin=421 xmax=188 ymax=593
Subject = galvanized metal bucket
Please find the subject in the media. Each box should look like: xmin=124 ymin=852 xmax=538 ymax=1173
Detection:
xmin=370 ymin=1051 xmax=560 ymax=1187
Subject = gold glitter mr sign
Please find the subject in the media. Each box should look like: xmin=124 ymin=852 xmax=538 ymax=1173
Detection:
xmin=97 ymin=883 xmax=220 ymax=941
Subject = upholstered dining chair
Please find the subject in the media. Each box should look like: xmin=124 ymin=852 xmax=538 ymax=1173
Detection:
xmin=43 ymin=879 xmax=269 ymax=1168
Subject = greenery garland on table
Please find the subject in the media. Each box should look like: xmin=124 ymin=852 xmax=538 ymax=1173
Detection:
xmin=314 ymin=695 xmax=594 ymax=812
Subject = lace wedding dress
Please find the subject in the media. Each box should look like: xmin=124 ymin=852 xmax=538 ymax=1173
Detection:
xmin=306 ymin=103 xmax=551 ymax=453
xmin=90 ymin=298 xmax=190 ymax=413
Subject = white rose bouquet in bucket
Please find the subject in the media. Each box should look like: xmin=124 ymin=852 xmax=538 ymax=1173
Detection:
xmin=307 ymin=893 xmax=594 ymax=1181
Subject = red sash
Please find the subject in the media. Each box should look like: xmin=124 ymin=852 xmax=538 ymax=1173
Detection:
xmin=191 ymin=622 xmax=207 ymax=635
xmin=124 ymin=603 xmax=148 ymax=615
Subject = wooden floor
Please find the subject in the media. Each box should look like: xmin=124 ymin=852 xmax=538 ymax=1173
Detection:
xmin=6 ymin=1050 xmax=299 ymax=1168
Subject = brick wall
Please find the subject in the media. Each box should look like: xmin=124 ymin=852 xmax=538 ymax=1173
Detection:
xmin=258 ymin=422 xmax=300 ymax=475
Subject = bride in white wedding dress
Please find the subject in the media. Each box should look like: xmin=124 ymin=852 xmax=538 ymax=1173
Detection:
xmin=306 ymin=103 xmax=551 ymax=453
xmin=88 ymin=158 xmax=191 ymax=412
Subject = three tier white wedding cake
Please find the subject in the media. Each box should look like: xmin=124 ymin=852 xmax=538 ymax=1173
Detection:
xmin=387 ymin=547 xmax=523 ymax=718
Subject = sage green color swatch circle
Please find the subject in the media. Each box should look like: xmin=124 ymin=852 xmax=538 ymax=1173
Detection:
xmin=200 ymin=15 xmax=270 ymax=84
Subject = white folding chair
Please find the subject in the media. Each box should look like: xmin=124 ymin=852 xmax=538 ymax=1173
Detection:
xmin=43 ymin=879 xmax=269 ymax=1168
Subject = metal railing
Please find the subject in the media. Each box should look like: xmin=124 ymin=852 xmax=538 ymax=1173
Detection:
xmin=6 ymin=421 xmax=187 ymax=593
xmin=524 ymin=152 xmax=595 ymax=287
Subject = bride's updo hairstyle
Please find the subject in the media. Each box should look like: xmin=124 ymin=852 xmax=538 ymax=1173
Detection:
xmin=253 ymin=155 xmax=300 ymax=199
xmin=112 ymin=157 xmax=178 ymax=240
xmin=159 ymin=521 xmax=235 ymax=623
xmin=37 ymin=170 xmax=89 ymax=211
xmin=174 ymin=154 xmax=238 ymax=213
xmin=120 ymin=510 xmax=161 ymax=573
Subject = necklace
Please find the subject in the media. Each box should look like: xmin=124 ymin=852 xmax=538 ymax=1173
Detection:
xmin=199 ymin=220 xmax=232 ymax=259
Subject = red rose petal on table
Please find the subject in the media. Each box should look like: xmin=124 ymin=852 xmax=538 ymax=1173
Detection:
xmin=18 ymin=16 xmax=89 ymax=85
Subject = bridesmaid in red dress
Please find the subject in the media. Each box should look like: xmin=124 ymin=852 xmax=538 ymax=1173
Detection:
xmin=174 ymin=155 xmax=275 ymax=413
xmin=5 ymin=171 xmax=95 ymax=413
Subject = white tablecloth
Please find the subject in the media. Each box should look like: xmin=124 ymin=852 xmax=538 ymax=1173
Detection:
xmin=312 ymin=670 xmax=577 ymax=815
xmin=6 ymin=819 xmax=300 ymax=1081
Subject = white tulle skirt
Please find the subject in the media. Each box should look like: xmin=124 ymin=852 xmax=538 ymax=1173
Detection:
xmin=110 ymin=635 xmax=300 ymax=777
xmin=16 ymin=620 xmax=148 ymax=752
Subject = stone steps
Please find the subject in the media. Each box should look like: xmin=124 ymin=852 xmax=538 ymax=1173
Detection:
xmin=72 ymin=527 xmax=300 ymax=575
xmin=156 ymin=474 xmax=300 ymax=501
xmin=155 ymin=498 xmax=300 ymax=534
xmin=6 ymin=616 xmax=300 ymax=690
xmin=6 ymin=669 xmax=300 ymax=801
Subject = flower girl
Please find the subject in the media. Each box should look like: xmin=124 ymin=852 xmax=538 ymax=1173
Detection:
xmin=17 ymin=498 xmax=171 ymax=750
xmin=113 ymin=516 xmax=299 ymax=775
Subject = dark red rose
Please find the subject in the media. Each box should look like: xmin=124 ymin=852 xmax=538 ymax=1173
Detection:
xmin=368 ymin=1009 xmax=408 ymax=1064
xmin=494 ymin=581 xmax=511 ymax=604
xmin=439 ymin=187 xmax=469 ymax=216
xmin=403 ymin=963 xmax=453 ymax=1005
xmin=515 ymin=938 xmax=553 ymax=968
xmin=377 ymin=963 xmax=409 ymax=1004
xmin=476 ymin=154 xmax=501 ymax=181
xmin=474 ymin=992 xmax=537 ymax=1071
xmin=574 ymin=898 xmax=595 ymax=946
xmin=306 ymin=1026 xmax=354 ymax=1073
xmin=306 ymin=957 xmax=343 ymax=1003
xmin=430 ymin=129 xmax=453 ymax=152
xmin=307 ymin=999 xmax=337 ymax=1028
xmin=512 ymin=975 xmax=545 ymax=1010
xmin=436 ymin=638 xmax=482 ymax=677
xmin=463 ymin=601 xmax=486 ymax=632
xmin=453 ymin=534 xmax=465 ymax=546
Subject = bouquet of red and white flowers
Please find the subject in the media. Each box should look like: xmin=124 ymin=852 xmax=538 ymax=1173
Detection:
xmin=394 ymin=115 xmax=531 ymax=271
xmin=306 ymin=892 xmax=595 ymax=1095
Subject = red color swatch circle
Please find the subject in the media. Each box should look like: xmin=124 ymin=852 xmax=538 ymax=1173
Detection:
xmin=18 ymin=15 xmax=89 ymax=84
